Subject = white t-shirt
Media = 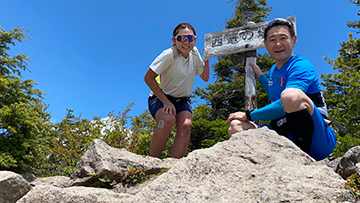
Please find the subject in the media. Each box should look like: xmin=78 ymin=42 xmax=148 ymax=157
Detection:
xmin=149 ymin=46 xmax=204 ymax=97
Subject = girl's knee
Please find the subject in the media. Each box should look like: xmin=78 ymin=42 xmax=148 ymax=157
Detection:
xmin=178 ymin=121 xmax=192 ymax=136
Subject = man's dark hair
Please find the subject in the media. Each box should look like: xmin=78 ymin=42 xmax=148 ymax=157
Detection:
xmin=264 ymin=18 xmax=295 ymax=40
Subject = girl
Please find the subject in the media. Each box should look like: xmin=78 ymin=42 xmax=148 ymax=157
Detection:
xmin=144 ymin=22 xmax=210 ymax=158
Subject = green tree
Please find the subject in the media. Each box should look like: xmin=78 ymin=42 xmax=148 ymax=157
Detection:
xmin=0 ymin=26 xmax=52 ymax=174
xmin=189 ymin=105 xmax=229 ymax=150
xmin=193 ymin=0 xmax=273 ymax=120
xmin=130 ymin=110 xmax=156 ymax=156
xmin=190 ymin=0 xmax=273 ymax=150
xmin=321 ymin=0 xmax=360 ymax=157
xmin=46 ymin=109 xmax=99 ymax=176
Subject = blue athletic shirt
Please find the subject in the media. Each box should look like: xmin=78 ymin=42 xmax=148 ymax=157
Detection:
xmin=251 ymin=54 xmax=322 ymax=121
xmin=249 ymin=54 xmax=336 ymax=160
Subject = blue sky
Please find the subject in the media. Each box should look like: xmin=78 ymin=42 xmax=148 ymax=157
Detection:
xmin=1 ymin=0 xmax=358 ymax=123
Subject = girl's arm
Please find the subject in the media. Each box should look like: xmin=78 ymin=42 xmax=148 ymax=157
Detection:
xmin=200 ymin=60 xmax=210 ymax=82
xmin=144 ymin=68 xmax=175 ymax=115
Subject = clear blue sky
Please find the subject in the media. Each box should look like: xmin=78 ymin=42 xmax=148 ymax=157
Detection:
xmin=1 ymin=0 xmax=358 ymax=123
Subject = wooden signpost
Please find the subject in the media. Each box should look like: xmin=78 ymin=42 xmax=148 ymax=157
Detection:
xmin=203 ymin=16 xmax=296 ymax=111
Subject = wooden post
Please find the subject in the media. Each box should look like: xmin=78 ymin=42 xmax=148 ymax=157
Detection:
xmin=243 ymin=21 xmax=257 ymax=111
xmin=203 ymin=16 xmax=296 ymax=111
xmin=244 ymin=50 xmax=257 ymax=111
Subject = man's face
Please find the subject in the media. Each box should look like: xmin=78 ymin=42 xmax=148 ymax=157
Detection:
xmin=264 ymin=25 xmax=297 ymax=68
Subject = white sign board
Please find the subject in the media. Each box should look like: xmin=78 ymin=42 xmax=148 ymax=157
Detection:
xmin=203 ymin=16 xmax=296 ymax=59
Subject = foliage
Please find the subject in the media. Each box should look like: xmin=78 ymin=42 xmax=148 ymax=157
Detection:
xmin=332 ymin=134 xmax=360 ymax=158
xmin=321 ymin=1 xmax=360 ymax=157
xmin=122 ymin=165 xmax=147 ymax=185
xmin=345 ymin=173 xmax=360 ymax=201
xmin=193 ymin=0 xmax=272 ymax=121
xmin=190 ymin=105 xmax=229 ymax=150
xmin=90 ymin=174 xmax=117 ymax=189
xmin=99 ymin=105 xmax=135 ymax=150
xmin=226 ymin=0 xmax=272 ymax=29
xmin=129 ymin=109 xmax=156 ymax=156
xmin=0 ymin=26 xmax=52 ymax=174
xmin=44 ymin=103 xmax=177 ymax=176
xmin=190 ymin=0 xmax=273 ymax=150
xmin=46 ymin=109 xmax=100 ymax=176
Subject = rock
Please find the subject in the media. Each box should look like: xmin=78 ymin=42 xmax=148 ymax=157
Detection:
xmin=0 ymin=171 xmax=31 ymax=203
xmin=70 ymin=139 xmax=178 ymax=187
xmin=328 ymin=157 xmax=341 ymax=172
xmin=128 ymin=127 xmax=348 ymax=202
xmin=336 ymin=146 xmax=360 ymax=179
xmin=29 ymin=176 xmax=71 ymax=188
xmin=12 ymin=127 xmax=352 ymax=202
xmin=17 ymin=185 xmax=132 ymax=203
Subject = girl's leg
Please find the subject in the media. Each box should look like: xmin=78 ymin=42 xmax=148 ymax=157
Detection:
xmin=149 ymin=108 xmax=176 ymax=158
xmin=171 ymin=110 xmax=192 ymax=158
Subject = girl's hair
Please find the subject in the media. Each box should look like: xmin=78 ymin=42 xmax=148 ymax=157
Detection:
xmin=172 ymin=23 xmax=196 ymax=37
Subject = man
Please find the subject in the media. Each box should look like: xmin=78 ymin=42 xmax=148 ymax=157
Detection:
xmin=227 ymin=18 xmax=336 ymax=161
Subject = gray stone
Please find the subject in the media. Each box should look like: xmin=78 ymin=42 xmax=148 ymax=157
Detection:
xmin=129 ymin=127 xmax=347 ymax=202
xmin=17 ymin=185 xmax=131 ymax=203
xmin=0 ymin=171 xmax=31 ymax=203
xmin=336 ymin=146 xmax=360 ymax=179
xmin=15 ymin=127 xmax=353 ymax=202
xmin=70 ymin=139 xmax=177 ymax=187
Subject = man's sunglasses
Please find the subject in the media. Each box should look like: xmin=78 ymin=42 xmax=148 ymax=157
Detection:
xmin=267 ymin=18 xmax=293 ymax=28
xmin=176 ymin=35 xmax=195 ymax=43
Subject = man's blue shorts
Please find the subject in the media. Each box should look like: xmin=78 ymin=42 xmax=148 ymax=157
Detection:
xmin=263 ymin=106 xmax=337 ymax=161
xmin=148 ymin=94 xmax=192 ymax=119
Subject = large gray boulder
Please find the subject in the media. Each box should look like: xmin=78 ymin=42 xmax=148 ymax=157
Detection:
xmin=0 ymin=171 xmax=31 ymax=203
xmin=70 ymin=138 xmax=178 ymax=187
xmin=12 ymin=127 xmax=353 ymax=202
xmin=129 ymin=127 xmax=348 ymax=202
xmin=336 ymin=146 xmax=360 ymax=179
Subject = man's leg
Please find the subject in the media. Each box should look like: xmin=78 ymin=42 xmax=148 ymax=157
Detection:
xmin=171 ymin=111 xmax=192 ymax=158
xmin=228 ymin=120 xmax=258 ymax=136
xmin=149 ymin=109 xmax=176 ymax=158
xmin=281 ymin=88 xmax=315 ymax=154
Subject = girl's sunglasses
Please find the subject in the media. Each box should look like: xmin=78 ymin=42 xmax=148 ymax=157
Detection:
xmin=176 ymin=35 xmax=195 ymax=43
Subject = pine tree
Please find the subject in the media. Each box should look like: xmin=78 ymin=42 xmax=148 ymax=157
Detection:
xmin=321 ymin=0 xmax=360 ymax=157
xmin=0 ymin=26 xmax=52 ymax=174
xmin=190 ymin=0 xmax=273 ymax=150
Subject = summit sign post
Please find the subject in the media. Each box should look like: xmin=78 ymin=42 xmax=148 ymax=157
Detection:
xmin=203 ymin=16 xmax=296 ymax=111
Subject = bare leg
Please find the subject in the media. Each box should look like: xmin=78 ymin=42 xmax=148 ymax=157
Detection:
xmin=171 ymin=111 xmax=192 ymax=158
xmin=281 ymin=88 xmax=314 ymax=114
xmin=149 ymin=108 xmax=176 ymax=158
xmin=228 ymin=119 xmax=258 ymax=136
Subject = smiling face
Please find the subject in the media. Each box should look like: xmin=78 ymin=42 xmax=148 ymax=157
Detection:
xmin=172 ymin=28 xmax=196 ymax=58
xmin=264 ymin=25 xmax=297 ymax=69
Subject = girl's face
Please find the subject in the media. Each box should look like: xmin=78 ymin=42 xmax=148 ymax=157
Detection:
xmin=172 ymin=28 xmax=196 ymax=58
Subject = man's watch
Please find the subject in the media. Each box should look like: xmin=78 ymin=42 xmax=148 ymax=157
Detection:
xmin=245 ymin=110 xmax=253 ymax=121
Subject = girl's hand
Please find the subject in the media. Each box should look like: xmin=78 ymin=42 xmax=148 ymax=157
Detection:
xmin=163 ymin=102 xmax=176 ymax=115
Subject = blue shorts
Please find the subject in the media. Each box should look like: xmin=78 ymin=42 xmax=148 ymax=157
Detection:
xmin=148 ymin=94 xmax=192 ymax=119
xmin=263 ymin=106 xmax=337 ymax=161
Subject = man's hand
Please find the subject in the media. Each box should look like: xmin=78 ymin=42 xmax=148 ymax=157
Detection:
xmin=249 ymin=62 xmax=263 ymax=79
xmin=227 ymin=111 xmax=248 ymax=123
